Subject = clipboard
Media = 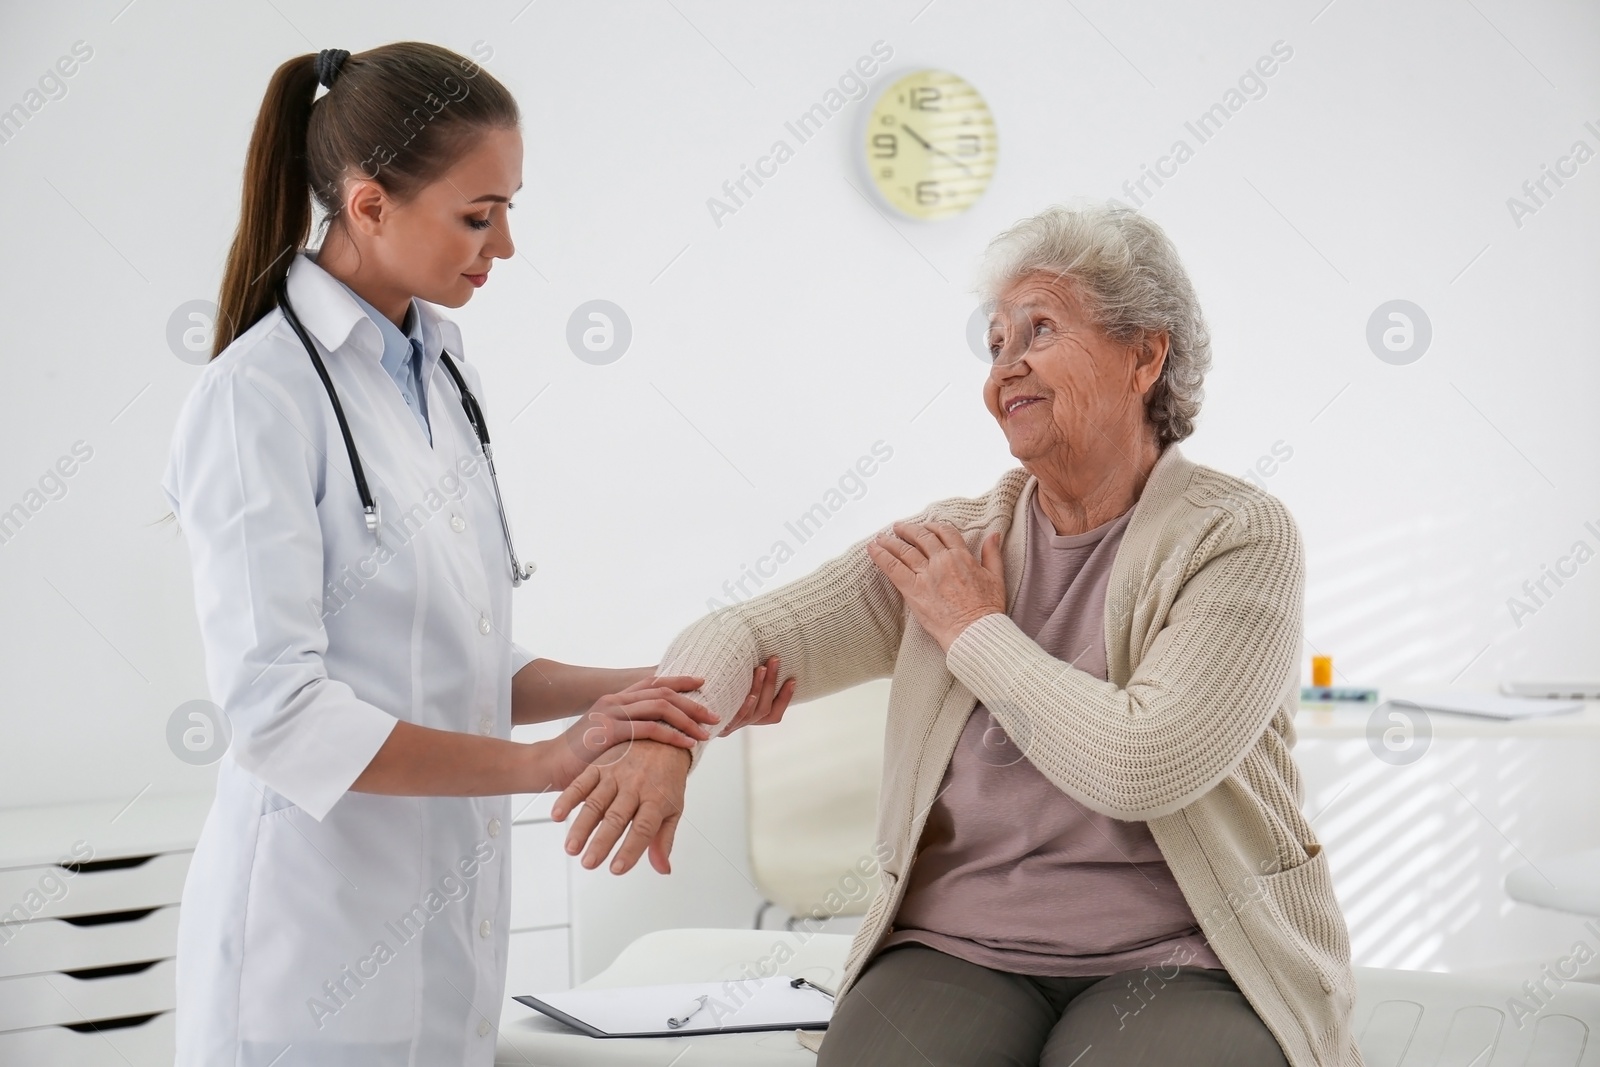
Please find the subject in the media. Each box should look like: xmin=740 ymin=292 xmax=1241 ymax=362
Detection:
xmin=513 ymin=975 xmax=834 ymax=1038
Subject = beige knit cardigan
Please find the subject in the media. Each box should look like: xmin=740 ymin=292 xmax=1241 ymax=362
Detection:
xmin=658 ymin=443 xmax=1363 ymax=1067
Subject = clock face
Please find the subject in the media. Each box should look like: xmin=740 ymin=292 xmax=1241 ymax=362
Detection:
xmin=864 ymin=69 xmax=998 ymax=221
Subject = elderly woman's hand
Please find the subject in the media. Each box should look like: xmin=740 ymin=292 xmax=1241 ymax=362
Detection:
xmin=868 ymin=521 xmax=1006 ymax=652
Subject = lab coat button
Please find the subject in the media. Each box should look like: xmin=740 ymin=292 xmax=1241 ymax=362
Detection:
xmin=487 ymin=817 xmax=501 ymax=837
xmin=451 ymin=513 xmax=466 ymax=533
xmin=478 ymin=614 xmax=491 ymax=635
xmin=479 ymin=919 xmax=492 ymax=938
xmin=478 ymin=1018 xmax=491 ymax=1037
xmin=478 ymin=716 xmax=493 ymax=736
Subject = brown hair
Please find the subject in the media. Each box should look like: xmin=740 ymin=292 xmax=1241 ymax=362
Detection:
xmin=212 ymin=42 xmax=519 ymax=359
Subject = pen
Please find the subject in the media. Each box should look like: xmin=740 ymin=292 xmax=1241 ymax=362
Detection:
xmin=790 ymin=976 xmax=836 ymax=1000
xmin=666 ymin=994 xmax=709 ymax=1030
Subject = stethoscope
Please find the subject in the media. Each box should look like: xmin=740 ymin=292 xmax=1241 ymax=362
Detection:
xmin=275 ymin=276 xmax=536 ymax=587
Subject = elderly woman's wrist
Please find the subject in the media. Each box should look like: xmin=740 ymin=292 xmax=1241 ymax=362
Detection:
xmin=943 ymin=610 xmax=1006 ymax=653
xmin=943 ymin=610 xmax=1023 ymax=680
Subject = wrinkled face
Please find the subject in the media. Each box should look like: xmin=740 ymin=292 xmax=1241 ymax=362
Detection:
xmin=341 ymin=126 xmax=522 ymax=308
xmin=980 ymin=270 xmax=1162 ymax=469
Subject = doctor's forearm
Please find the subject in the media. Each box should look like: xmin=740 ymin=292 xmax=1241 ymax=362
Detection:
xmin=510 ymin=658 xmax=654 ymax=724
xmin=349 ymin=720 xmax=567 ymax=795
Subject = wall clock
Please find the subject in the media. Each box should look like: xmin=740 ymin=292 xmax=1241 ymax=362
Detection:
xmin=862 ymin=69 xmax=998 ymax=221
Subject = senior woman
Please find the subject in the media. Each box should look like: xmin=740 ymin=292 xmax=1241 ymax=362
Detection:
xmin=551 ymin=203 xmax=1360 ymax=1067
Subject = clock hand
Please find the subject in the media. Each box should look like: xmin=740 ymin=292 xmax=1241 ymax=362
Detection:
xmin=898 ymin=122 xmax=933 ymax=150
xmin=900 ymin=122 xmax=974 ymax=176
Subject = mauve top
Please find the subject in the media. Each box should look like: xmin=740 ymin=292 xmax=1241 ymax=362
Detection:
xmin=882 ymin=483 xmax=1223 ymax=976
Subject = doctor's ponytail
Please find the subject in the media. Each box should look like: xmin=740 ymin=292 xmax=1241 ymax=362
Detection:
xmin=212 ymin=42 xmax=517 ymax=359
xmin=213 ymin=54 xmax=318 ymax=359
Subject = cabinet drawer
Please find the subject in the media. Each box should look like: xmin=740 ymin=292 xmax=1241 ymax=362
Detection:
xmin=504 ymin=926 xmax=570 ymax=997
xmin=0 ymin=906 xmax=179 ymax=979
xmin=0 ymin=957 xmax=176 ymax=1032
xmin=0 ymin=1009 xmax=173 ymax=1067
xmin=0 ymin=852 xmax=190 ymax=922
xmin=509 ymin=823 xmax=569 ymax=932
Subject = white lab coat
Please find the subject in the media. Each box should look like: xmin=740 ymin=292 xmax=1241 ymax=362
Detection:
xmin=161 ymin=251 xmax=535 ymax=1066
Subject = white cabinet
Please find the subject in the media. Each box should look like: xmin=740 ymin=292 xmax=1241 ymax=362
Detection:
xmin=502 ymin=820 xmax=575 ymax=1001
xmin=0 ymin=774 xmax=578 ymax=1061
xmin=510 ymin=821 xmax=571 ymax=933
xmin=504 ymin=927 xmax=571 ymax=1002
xmin=0 ymin=792 xmax=209 ymax=1067
xmin=505 ymin=719 xmax=578 ymax=995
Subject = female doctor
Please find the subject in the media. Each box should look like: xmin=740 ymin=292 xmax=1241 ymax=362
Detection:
xmin=160 ymin=43 xmax=795 ymax=1066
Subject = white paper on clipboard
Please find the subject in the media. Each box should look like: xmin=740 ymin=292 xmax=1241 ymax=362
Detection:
xmin=513 ymin=975 xmax=834 ymax=1038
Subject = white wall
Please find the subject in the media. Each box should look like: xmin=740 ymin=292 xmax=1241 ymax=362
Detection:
xmin=2 ymin=0 xmax=1596 ymax=973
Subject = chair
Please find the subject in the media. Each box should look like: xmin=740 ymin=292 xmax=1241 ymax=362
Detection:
xmin=1506 ymin=847 xmax=1600 ymax=919
xmin=743 ymin=679 xmax=891 ymax=928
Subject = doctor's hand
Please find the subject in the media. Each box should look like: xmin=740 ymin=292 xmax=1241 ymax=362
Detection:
xmin=547 ymin=658 xmax=795 ymax=873
xmin=550 ymin=739 xmax=690 ymax=875
xmin=543 ymin=675 xmax=715 ymax=792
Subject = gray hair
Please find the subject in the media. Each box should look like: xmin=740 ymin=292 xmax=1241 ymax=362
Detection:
xmin=974 ymin=202 xmax=1211 ymax=447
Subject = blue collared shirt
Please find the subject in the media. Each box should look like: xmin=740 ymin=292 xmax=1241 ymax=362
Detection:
xmin=338 ymin=282 xmax=432 ymax=445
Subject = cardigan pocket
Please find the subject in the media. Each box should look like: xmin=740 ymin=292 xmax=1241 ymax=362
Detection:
xmin=844 ymin=870 xmax=898 ymax=974
xmin=1253 ymin=845 xmax=1351 ymax=1000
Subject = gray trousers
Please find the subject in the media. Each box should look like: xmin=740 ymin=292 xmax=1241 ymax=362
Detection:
xmin=816 ymin=943 xmax=1291 ymax=1067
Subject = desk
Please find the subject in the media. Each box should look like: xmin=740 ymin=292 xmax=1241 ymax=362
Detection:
xmin=1296 ymin=686 xmax=1600 ymax=741
xmin=1292 ymin=688 xmax=1600 ymax=973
